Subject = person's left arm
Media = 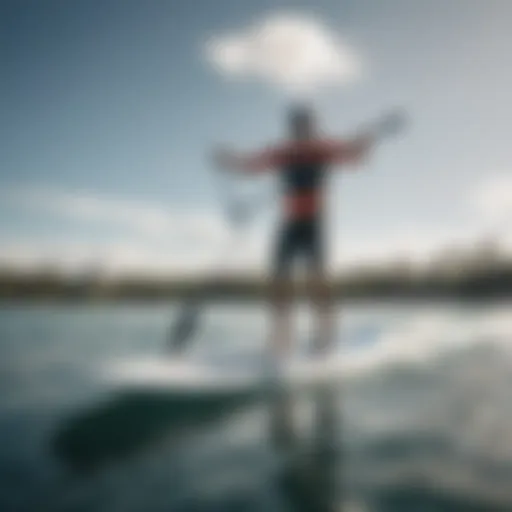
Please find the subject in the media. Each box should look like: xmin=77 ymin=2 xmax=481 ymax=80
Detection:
xmin=322 ymin=134 xmax=374 ymax=168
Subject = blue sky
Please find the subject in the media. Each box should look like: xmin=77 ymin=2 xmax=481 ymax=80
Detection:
xmin=2 ymin=0 xmax=512 ymax=275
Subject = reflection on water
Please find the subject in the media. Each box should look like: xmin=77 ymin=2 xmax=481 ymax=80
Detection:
xmin=270 ymin=384 xmax=342 ymax=512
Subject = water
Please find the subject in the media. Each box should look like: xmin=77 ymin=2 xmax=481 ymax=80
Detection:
xmin=0 ymin=301 xmax=512 ymax=511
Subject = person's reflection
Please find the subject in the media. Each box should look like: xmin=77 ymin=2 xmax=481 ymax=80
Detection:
xmin=270 ymin=385 xmax=341 ymax=512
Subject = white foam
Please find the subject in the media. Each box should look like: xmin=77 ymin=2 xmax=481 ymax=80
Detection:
xmin=103 ymin=358 xmax=254 ymax=391
xmin=102 ymin=352 xmax=347 ymax=393
xmin=341 ymin=306 xmax=512 ymax=377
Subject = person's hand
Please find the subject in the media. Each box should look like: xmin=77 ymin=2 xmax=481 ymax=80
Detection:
xmin=373 ymin=109 xmax=408 ymax=140
xmin=347 ymin=133 xmax=374 ymax=163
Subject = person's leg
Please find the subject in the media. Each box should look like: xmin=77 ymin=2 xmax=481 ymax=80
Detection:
xmin=268 ymin=222 xmax=296 ymax=361
xmin=267 ymin=223 xmax=299 ymax=449
xmin=309 ymin=270 xmax=335 ymax=354
xmin=305 ymin=221 xmax=336 ymax=355
xmin=269 ymin=278 xmax=293 ymax=360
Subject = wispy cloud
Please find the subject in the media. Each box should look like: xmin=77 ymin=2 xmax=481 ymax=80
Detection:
xmin=0 ymin=186 xmax=267 ymax=275
xmin=0 ymin=238 xmax=222 ymax=276
xmin=206 ymin=12 xmax=362 ymax=94
xmin=3 ymin=186 xmax=225 ymax=242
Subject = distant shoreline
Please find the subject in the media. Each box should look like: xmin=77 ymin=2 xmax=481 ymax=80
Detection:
xmin=1 ymin=250 xmax=512 ymax=303
xmin=0 ymin=274 xmax=511 ymax=303
xmin=0 ymin=296 xmax=511 ymax=308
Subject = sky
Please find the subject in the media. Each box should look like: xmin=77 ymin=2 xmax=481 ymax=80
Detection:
xmin=2 ymin=0 xmax=512 ymax=276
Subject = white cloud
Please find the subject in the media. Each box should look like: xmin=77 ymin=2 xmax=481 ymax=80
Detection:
xmin=331 ymin=221 xmax=512 ymax=271
xmin=207 ymin=12 xmax=362 ymax=93
xmin=464 ymin=173 xmax=512 ymax=252
xmin=471 ymin=174 xmax=512 ymax=228
xmin=331 ymin=227 xmax=464 ymax=269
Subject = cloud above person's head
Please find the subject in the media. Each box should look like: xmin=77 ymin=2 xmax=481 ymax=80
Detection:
xmin=206 ymin=12 xmax=362 ymax=94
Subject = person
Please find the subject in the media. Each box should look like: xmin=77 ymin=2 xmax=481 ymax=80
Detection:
xmin=214 ymin=104 xmax=374 ymax=362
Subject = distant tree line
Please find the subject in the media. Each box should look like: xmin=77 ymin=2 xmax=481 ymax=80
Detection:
xmin=0 ymin=257 xmax=511 ymax=302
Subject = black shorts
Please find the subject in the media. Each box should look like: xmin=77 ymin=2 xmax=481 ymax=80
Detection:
xmin=273 ymin=218 xmax=324 ymax=278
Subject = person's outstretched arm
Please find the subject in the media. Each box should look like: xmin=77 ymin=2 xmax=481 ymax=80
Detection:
xmin=327 ymin=109 xmax=406 ymax=167
xmin=324 ymin=133 xmax=374 ymax=168
xmin=212 ymin=146 xmax=284 ymax=173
